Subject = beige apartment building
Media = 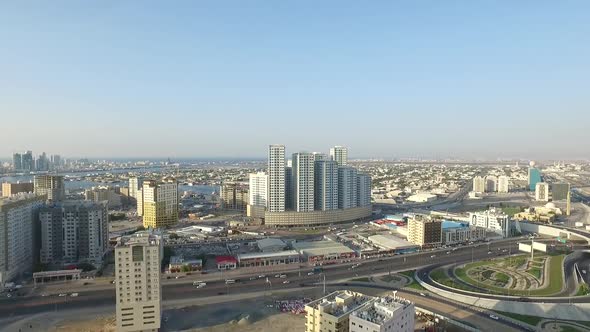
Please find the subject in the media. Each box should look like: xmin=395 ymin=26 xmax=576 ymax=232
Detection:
xmin=115 ymin=232 xmax=163 ymax=332
xmin=305 ymin=290 xmax=374 ymax=332
xmin=1 ymin=182 xmax=34 ymax=197
xmin=407 ymin=216 xmax=442 ymax=248
xmin=34 ymin=175 xmax=66 ymax=202
xmin=141 ymin=179 xmax=178 ymax=228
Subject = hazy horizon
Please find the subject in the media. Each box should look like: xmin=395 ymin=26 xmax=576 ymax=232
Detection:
xmin=2 ymin=2 xmax=589 ymax=160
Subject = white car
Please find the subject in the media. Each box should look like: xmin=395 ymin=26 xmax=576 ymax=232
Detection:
xmin=70 ymin=293 xmax=79 ymax=297
xmin=58 ymin=293 xmax=67 ymax=297
xmin=283 ymin=280 xmax=290 ymax=284
xmin=307 ymin=272 xmax=315 ymax=276
xmin=489 ymin=314 xmax=499 ymax=320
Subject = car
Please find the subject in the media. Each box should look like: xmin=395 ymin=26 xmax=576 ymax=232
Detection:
xmin=192 ymin=281 xmax=204 ymax=286
xmin=258 ymin=275 xmax=266 ymax=278
xmin=282 ymin=280 xmax=290 ymax=284
xmin=430 ymin=255 xmax=436 ymax=258
xmin=175 ymin=276 xmax=182 ymax=279
xmin=58 ymin=293 xmax=67 ymax=297
xmin=307 ymin=272 xmax=314 ymax=276
xmin=487 ymin=251 xmax=492 ymax=254
xmin=70 ymin=293 xmax=79 ymax=297
xmin=446 ymin=251 xmax=451 ymax=255
xmin=249 ymin=276 xmax=257 ymax=280
xmin=274 ymin=274 xmax=281 ymax=278
xmin=41 ymin=293 xmax=49 ymax=297
xmin=419 ymin=293 xmax=427 ymax=297
xmin=279 ymin=274 xmax=287 ymax=278
xmin=196 ymin=283 xmax=206 ymax=289
xmin=489 ymin=314 xmax=499 ymax=320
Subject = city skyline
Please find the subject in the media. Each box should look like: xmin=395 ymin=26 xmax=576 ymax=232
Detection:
xmin=2 ymin=2 xmax=589 ymax=159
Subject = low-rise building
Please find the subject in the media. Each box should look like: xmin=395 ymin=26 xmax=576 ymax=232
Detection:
xmin=215 ymin=256 xmax=237 ymax=270
xmin=350 ymin=294 xmax=414 ymax=332
xmin=442 ymin=221 xmax=487 ymax=245
xmin=168 ymin=256 xmax=202 ymax=273
xmin=366 ymin=235 xmax=419 ymax=254
xmin=236 ymin=250 xmax=300 ymax=268
xmin=406 ymin=193 xmax=437 ymax=203
xmin=1 ymin=182 xmax=34 ymax=197
xmin=256 ymin=238 xmax=286 ymax=252
xmin=84 ymin=186 xmax=122 ymax=209
xmin=305 ymin=290 xmax=374 ymax=332
xmin=292 ymin=240 xmax=356 ymax=265
xmin=535 ymin=182 xmax=550 ymax=202
xmin=469 ymin=208 xmax=511 ymax=238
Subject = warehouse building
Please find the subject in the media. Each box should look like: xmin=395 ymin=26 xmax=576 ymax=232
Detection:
xmin=292 ymin=240 xmax=356 ymax=265
xmin=237 ymin=250 xmax=300 ymax=267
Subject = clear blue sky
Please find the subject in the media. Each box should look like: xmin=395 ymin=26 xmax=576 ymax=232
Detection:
xmin=1 ymin=1 xmax=589 ymax=160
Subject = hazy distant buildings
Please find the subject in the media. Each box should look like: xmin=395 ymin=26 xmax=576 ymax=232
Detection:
xmin=0 ymin=193 xmax=46 ymax=284
xmin=535 ymin=182 xmax=549 ymax=202
xmin=141 ymin=180 xmax=178 ymax=229
xmin=292 ymin=152 xmax=315 ymax=212
xmin=34 ymin=175 xmax=66 ymax=202
xmin=407 ymin=216 xmax=442 ymax=248
xmin=220 ymin=182 xmax=248 ymax=211
xmin=551 ymin=183 xmax=570 ymax=201
xmin=12 ymin=153 xmax=22 ymax=171
xmin=36 ymin=152 xmax=49 ymax=171
xmin=21 ymin=151 xmax=34 ymax=172
xmin=85 ymin=186 xmax=122 ymax=209
xmin=39 ymin=201 xmax=108 ymax=266
xmin=330 ymin=146 xmax=348 ymax=166
xmin=268 ymin=145 xmax=286 ymax=212
xmin=473 ymin=176 xmax=485 ymax=193
xmin=497 ymin=176 xmax=509 ymax=193
xmin=115 ymin=232 xmax=162 ymax=332
xmin=1 ymin=182 xmax=34 ymax=197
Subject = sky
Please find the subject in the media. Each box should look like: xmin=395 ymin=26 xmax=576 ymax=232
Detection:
xmin=1 ymin=1 xmax=589 ymax=160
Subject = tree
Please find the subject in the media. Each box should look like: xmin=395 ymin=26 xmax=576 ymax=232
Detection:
xmin=169 ymin=233 xmax=180 ymax=240
xmin=181 ymin=265 xmax=191 ymax=273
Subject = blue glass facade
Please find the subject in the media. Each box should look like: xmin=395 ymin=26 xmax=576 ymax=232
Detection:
xmin=529 ymin=168 xmax=542 ymax=191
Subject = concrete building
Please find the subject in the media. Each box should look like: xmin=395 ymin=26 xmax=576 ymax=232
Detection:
xmin=21 ymin=151 xmax=34 ymax=172
xmin=442 ymin=222 xmax=487 ymax=245
xmin=248 ymin=172 xmax=268 ymax=208
xmin=485 ymin=175 xmax=497 ymax=192
xmin=136 ymin=188 xmax=143 ymax=217
xmin=349 ymin=294 xmax=414 ymax=332
xmin=36 ymin=152 xmax=49 ymax=171
xmin=356 ymin=173 xmax=372 ymax=207
xmin=406 ymin=193 xmax=436 ymax=203
xmin=220 ymin=182 xmax=248 ymax=211
xmin=168 ymin=256 xmax=202 ymax=273
xmin=292 ymin=152 xmax=315 ymax=212
xmin=264 ymin=206 xmax=372 ymax=227
xmin=285 ymin=165 xmax=293 ymax=210
xmin=469 ymin=208 xmax=511 ymax=238
xmin=314 ymin=160 xmax=338 ymax=211
xmin=34 ymin=175 xmax=66 ymax=202
xmin=305 ymin=290 xmax=374 ymax=332
xmin=115 ymin=232 xmax=162 ymax=332
xmin=237 ymin=250 xmax=300 ymax=267
xmin=39 ymin=201 xmax=109 ymax=266
xmin=141 ymin=179 xmax=178 ymax=229
xmin=256 ymin=238 xmax=286 ymax=252
xmin=293 ymin=240 xmax=356 ymax=264
xmin=0 ymin=193 xmax=46 ymax=284
xmin=407 ymin=216 xmax=442 ymax=248
xmin=551 ymin=183 xmax=570 ymax=201
xmin=85 ymin=186 xmax=122 ymax=209
xmin=528 ymin=166 xmax=542 ymax=191
xmin=535 ymin=182 xmax=550 ymax=202
xmin=128 ymin=177 xmax=143 ymax=200
xmin=268 ymin=145 xmax=286 ymax=212
xmin=338 ymin=167 xmax=358 ymax=209
xmin=12 ymin=153 xmax=22 ymax=171
xmin=473 ymin=176 xmax=485 ymax=193
xmin=497 ymin=176 xmax=509 ymax=193
xmin=330 ymin=146 xmax=348 ymax=166
xmin=1 ymin=182 xmax=34 ymax=197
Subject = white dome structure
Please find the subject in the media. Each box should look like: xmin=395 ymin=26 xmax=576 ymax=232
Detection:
xmin=529 ymin=161 xmax=536 ymax=167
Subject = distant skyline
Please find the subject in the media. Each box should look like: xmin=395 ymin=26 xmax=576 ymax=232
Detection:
xmin=1 ymin=2 xmax=589 ymax=160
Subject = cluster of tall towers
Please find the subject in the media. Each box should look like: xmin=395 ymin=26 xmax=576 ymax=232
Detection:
xmin=266 ymin=145 xmax=371 ymax=213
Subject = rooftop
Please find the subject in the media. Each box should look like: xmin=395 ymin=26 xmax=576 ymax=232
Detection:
xmin=237 ymin=250 xmax=300 ymax=261
xmin=351 ymin=295 xmax=413 ymax=325
xmin=441 ymin=220 xmax=469 ymax=230
xmin=307 ymin=290 xmax=374 ymax=318
xmin=170 ymin=255 xmax=202 ymax=265
xmin=292 ymin=240 xmax=355 ymax=257
xmin=367 ymin=234 xmax=418 ymax=250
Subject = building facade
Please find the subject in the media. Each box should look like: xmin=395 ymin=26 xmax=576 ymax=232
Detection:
xmin=305 ymin=291 xmax=374 ymax=332
xmin=535 ymin=182 xmax=549 ymax=202
xmin=528 ymin=167 xmax=542 ymax=191
xmin=338 ymin=167 xmax=358 ymax=209
xmin=443 ymin=226 xmax=487 ymax=245
xmin=141 ymin=180 xmax=178 ymax=229
xmin=356 ymin=173 xmax=372 ymax=207
xmin=115 ymin=232 xmax=162 ymax=332
xmin=551 ymin=183 xmax=570 ymax=201
xmin=1 ymin=182 xmax=34 ymax=197
xmin=329 ymin=146 xmax=348 ymax=166
xmin=85 ymin=186 xmax=122 ymax=209
xmin=0 ymin=193 xmax=46 ymax=284
xmin=34 ymin=175 xmax=66 ymax=202
xmin=485 ymin=175 xmax=497 ymax=192
xmin=407 ymin=216 xmax=442 ymax=248
xmin=472 ymin=176 xmax=485 ymax=193
xmin=268 ymin=145 xmax=286 ymax=212
xmin=314 ymin=160 xmax=338 ymax=211
xmin=349 ymin=295 xmax=414 ymax=332
xmin=293 ymin=152 xmax=315 ymax=212
xmin=248 ymin=172 xmax=268 ymax=208
xmin=39 ymin=201 xmax=109 ymax=266
xmin=497 ymin=176 xmax=509 ymax=193
xmin=469 ymin=208 xmax=511 ymax=238
xmin=220 ymin=182 xmax=249 ymax=211
xmin=128 ymin=177 xmax=144 ymax=200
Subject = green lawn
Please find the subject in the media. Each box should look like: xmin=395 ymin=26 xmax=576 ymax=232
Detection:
xmin=502 ymin=207 xmax=523 ymax=216
xmin=575 ymin=283 xmax=589 ymax=296
xmin=495 ymin=272 xmax=510 ymax=284
xmin=351 ymin=277 xmax=370 ymax=282
xmin=493 ymin=311 xmax=543 ymax=326
xmin=528 ymin=267 xmax=542 ymax=279
xmin=380 ymin=275 xmax=400 ymax=283
xmin=399 ymin=270 xmax=426 ymax=290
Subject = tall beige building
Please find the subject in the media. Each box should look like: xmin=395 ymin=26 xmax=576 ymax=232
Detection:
xmin=535 ymin=182 xmax=549 ymax=202
xmin=141 ymin=180 xmax=178 ymax=229
xmin=408 ymin=216 xmax=442 ymax=248
xmin=1 ymin=182 xmax=34 ymax=197
xmin=115 ymin=232 xmax=162 ymax=332
xmin=220 ymin=182 xmax=249 ymax=211
xmin=497 ymin=176 xmax=509 ymax=193
xmin=34 ymin=175 xmax=66 ymax=202
xmin=472 ymin=176 xmax=485 ymax=193
xmin=305 ymin=290 xmax=374 ymax=332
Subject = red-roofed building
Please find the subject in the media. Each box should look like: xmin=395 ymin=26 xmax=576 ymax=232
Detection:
xmin=215 ymin=255 xmax=237 ymax=270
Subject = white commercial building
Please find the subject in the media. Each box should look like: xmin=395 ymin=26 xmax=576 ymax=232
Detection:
xmin=314 ymin=160 xmax=338 ymax=211
xmin=115 ymin=232 xmax=162 ymax=332
xmin=350 ymin=294 xmax=414 ymax=332
xmin=338 ymin=166 xmax=358 ymax=209
xmin=473 ymin=176 xmax=486 ymax=193
xmin=406 ymin=193 xmax=437 ymax=203
xmin=468 ymin=208 xmax=511 ymax=238
xmin=268 ymin=145 xmax=286 ymax=212
xmin=498 ymin=176 xmax=509 ymax=193
xmin=443 ymin=226 xmax=487 ymax=245
xmin=292 ymin=152 xmax=315 ymax=212
xmin=356 ymin=173 xmax=372 ymax=207
xmin=39 ymin=200 xmax=109 ymax=266
xmin=330 ymin=146 xmax=348 ymax=166
xmin=248 ymin=172 xmax=268 ymax=208
xmin=256 ymin=238 xmax=286 ymax=252
xmin=535 ymin=182 xmax=549 ymax=202
xmin=0 ymin=193 xmax=45 ymax=284
xmin=128 ymin=177 xmax=143 ymax=199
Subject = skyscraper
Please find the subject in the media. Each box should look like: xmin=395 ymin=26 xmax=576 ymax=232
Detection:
xmin=128 ymin=177 xmax=144 ymax=200
xmin=248 ymin=172 xmax=268 ymax=208
xmin=0 ymin=193 xmax=45 ymax=284
xmin=292 ymin=152 xmax=315 ymax=212
xmin=12 ymin=153 xmax=22 ymax=171
xmin=39 ymin=201 xmax=108 ymax=266
xmin=528 ymin=166 xmax=542 ymax=191
xmin=485 ymin=175 xmax=497 ymax=192
xmin=356 ymin=173 xmax=372 ymax=207
xmin=338 ymin=166 xmax=358 ymax=209
xmin=497 ymin=176 xmax=509 ymax=193
xmin=36 ymin=152 xmax=49 ymax=171
xmin=141 ymin=179 xmax=178 ymax=228
xmin=268 ymin=145 xmax=286 ymax=212
xmin=34 ymin=175 xmax=66 ymax=202
xmin=115 ymin=232 xmax=162 ymax=332
xmin=285 ymin=166 xmax=293 ymax=210
xmin=314 ymin=160 xmax=338 ymax=211
xmin=330 ymin=146 xmax=348 ymax=166
xmin=21 ymin=151 xmax=34 ymax=172
xmin=535 ymin=182 xmax=549 ymax=202
xmin=472 ymin=176 xmax=485 ymax=193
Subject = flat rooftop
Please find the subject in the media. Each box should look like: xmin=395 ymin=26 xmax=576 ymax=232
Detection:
xmin=292 ymin=240 xmax=355 ymax=257
xmin=237 ymin=250 xmax=300 ymax=261
xmin=307 ymin=290 xmax=374 ymax=318
xmin=367 ymin=234 xmax=418 ymax=250
xmin=352 ymin=296 xmax=413 ymax=325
